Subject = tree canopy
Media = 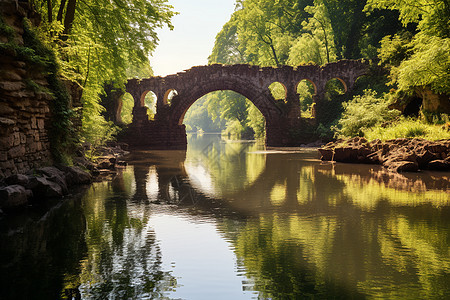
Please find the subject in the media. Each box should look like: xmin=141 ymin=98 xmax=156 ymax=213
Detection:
xmin=183 ymin=0 xmax=449 ymax=139
xmin=33 ymin=0 xmax=175 ymax=146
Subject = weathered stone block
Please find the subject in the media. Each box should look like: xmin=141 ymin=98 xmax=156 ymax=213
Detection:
xmin=0 ymin=185 xmax=29 ymax=208
xmin=0 ymin=104 xmax=15 ymax=115
xmin=0 ymin=81 xmax=25 ymax=91
xmin=7 ymin=145 xmax=25 ymax=158
xmin=0 ymin=151 xmax=7 ymax=161
xmin=37 ymin=118 xmax=45 ymax=129
xmin=2 ymin=70 xmax=22 ymax=81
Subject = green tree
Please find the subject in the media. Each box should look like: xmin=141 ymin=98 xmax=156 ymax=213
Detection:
xmin=34 ymin=0 xmax=175 ymax=146
xmin=367 ymin=0 xmax=450 ymax=95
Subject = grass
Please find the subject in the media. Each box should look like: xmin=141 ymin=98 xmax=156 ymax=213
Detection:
xmin=363 ymin=117 xmax=450 ymax=141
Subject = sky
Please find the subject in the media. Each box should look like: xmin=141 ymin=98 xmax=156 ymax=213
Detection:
xmin=150 ymin=0 xmax=236 ymax=76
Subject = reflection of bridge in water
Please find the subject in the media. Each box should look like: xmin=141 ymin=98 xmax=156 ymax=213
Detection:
xmin=125 ymin=149 xmax=450 ymax=214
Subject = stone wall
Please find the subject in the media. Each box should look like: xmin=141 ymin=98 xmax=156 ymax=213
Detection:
xmin=0 ymin=1 xmax=53 ymax=178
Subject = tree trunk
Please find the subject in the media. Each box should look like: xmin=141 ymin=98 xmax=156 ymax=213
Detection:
xmin=63 ymin=0 xmax=77 ymax=37
xmin=57 ymin=0 xmax=67 ymax=23
xmin=47 ymin=0 xmax=52 ymax=23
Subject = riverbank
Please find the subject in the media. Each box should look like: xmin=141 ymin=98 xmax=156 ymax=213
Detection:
xmin=318 ymin=137 xmax=450 ymax=172
xmin=0 ymin=143 xmax=128 ymax=212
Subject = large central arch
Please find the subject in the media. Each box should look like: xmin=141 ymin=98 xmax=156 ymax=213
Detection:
xmin=119 ymin=60 xmax=369 ymax=149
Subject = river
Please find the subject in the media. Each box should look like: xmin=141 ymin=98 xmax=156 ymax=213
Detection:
xmin=0 ymin=134 xmax=449 ymax=299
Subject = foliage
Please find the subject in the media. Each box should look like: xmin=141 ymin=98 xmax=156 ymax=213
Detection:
xmin=247 ymin=101 xmax=265 ymax=138
xmin=190 ymin=0 xmax=447 ymax=141
xmin=396 ymin=35 xmax=450 ymax=95
xmin=365 ymin=0 xmax=450 ymax=38
xmin=335 ymin=89 xmax=400 ymax=137
xmin=32 ymin=0 xmax=175 ymax=148
xmin=120 ymin=93 xmax=134 ymax=124
xmin=297 ymin=81 xmax=315 ymax=116
xmin=367 ymin=0 xmax=450 ymax=95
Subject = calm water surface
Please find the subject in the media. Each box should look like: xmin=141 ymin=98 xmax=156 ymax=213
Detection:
xmin=1 ymin=134 xmax=449 ymax=299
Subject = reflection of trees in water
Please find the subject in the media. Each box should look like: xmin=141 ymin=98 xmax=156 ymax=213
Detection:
xmin=75 ymin=173 xmax=178 ymax=299
xmin=122 ymin=145 xmax=449 ymax=298
xmin=215 ymin=157 xmax=450 ymax=299
xmin=92 ymin=146 xmax=449 ymax=299
xmin=186 ymin=134 xmax=266 ymax=195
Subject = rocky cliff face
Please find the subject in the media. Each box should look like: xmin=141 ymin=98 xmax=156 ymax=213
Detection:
xmin=0 ymin=1 xmax=54 ymax=178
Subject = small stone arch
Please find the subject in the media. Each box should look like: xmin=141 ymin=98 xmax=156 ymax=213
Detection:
xmin=324 ymin=77 xmax=348 ymax=100
xmin=296 ymin=79 xmax=316 ymax=118
xmin=295 ymin=78 xmax=317 ymax=95
xmin=328 ymin=77 xmax=348 ymax=93
xmin=119 ymin=92 xmax=135 ymax=124
xmin=164 ymin=89 xmax=178 ymax=106
xmin=140 ymin=90 xmax=157 ymax=120
xmin=268 ymin=81 xmax=287 ymax=102
xmin=170 ymin=78 xmax=282 ymax=128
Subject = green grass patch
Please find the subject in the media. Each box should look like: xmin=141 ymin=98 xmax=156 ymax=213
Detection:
xmin=364 ymin=117 xmax=450 ymax=141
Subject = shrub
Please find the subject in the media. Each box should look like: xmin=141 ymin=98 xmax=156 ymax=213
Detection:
xmin=335 ymin=89 xmax=400 ymax=138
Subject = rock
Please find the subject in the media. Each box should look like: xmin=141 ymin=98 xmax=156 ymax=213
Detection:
xmin=117 ymin=160 xmax=127 ymax=166
xmin=73 ymin=156 xmax=96 ymax=171
xmin=416 ymin=148 xmax=438 ymax=168
xmin=0 ymin=185 xmax=29 ymax=208
xmin=427 ymin=160 xmax=450 ymax=171
xmin=333 ymin=147 xmax=359 ymax=162
xmin=318 ymin=138 xmax=450 ymax=173
xmin=318 ymin=148 xmax=333 ymax=161
xmin=96 ymin=157 xmax=116 ymax=170
xmin=0 ymin=117 xmax=16 ymax=126
xmin=58 ymin=166 xmax=92 ymax=185
xmin=27 ymin=177 xmax=64 ymax=199
xmin=386 ymin=161 xmax=419 ymax=173
xmin=5 ymin=174 xmax=29 ymax=186
xmin=118 ymin=142 xmax=129 ymax=150
xmin=37 ymin=167 xmax=68 ymax=195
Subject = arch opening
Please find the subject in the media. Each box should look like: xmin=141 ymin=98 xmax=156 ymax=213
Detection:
xmin=325 ymin=78 xmax=347 ymax=100
xmin=182 ymin=90 xmax=266 ymax=140
xmin=296 ymin=79 xmax=316 ymax=118
xmin=140 ymin=90 xmax=157 ymax=120
xmin=268 ymin=82 xmax=287 ymax=102
xmin=164 ymin=89 xmax=178 ymax=106
xmin=119 ymin=92 xmax=134 ymax=124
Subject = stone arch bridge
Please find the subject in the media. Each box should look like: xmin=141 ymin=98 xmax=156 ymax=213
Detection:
xmin=109 ymin=60 xmax=368 ymax=149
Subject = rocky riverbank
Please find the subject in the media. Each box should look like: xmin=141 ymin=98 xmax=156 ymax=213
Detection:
xmin=0 ymin=143 xmax=129 ymax=211
xmin=318 ymin=137 xmax=450 ymax=172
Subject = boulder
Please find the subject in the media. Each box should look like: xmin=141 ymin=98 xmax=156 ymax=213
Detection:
xmin=73 ymin=156 xmax=96 ymax=171
xmin=318 ymin=138 xmax=450 ymax=173
xmin=27 ymin=177 xmax=64 ymax=199
xmin=58 ymin=166 xmax=92 ymax=185
xmin=0 ymin=185 xmax=29 ymax=208
xmin=386 ymin=161 xmax=419 ymax=173
xmin=37 ymin=167 xmax=68 ymax=195
xmin=5 ymin=174 xmax=29 ymax=186
xmin=416 ymin=148 xmax=438 ymax=168
xmin=318 ymin=148 xmax=333 ymax=161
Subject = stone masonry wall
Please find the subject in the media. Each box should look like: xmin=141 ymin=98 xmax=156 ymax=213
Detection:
xmin=0 ymin=1 xmax=53 ymax=178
